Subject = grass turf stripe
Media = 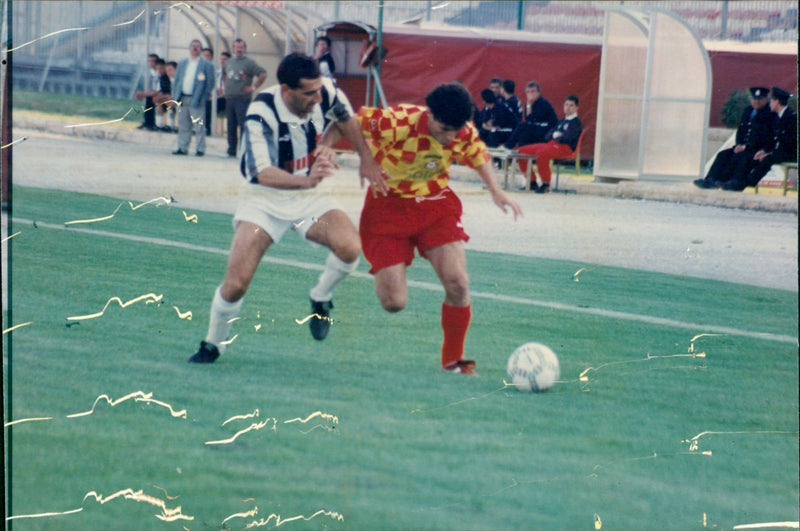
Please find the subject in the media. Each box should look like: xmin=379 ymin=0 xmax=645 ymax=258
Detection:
xmin=13 ymin=217 xmax=797 ymax=345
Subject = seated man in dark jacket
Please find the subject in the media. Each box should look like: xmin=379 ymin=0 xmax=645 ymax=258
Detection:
xmin=731 ymin=86 xmax=797 ymax=191
xmin=515 ymin=94 xmax=583 ymax=193
xmin=477 ymin=88 xmax=518 ymax=147
xmin=695 ymin=86 xmax=774 ymax=189
xmin=504 ymin=81 xmax=558 ymax=148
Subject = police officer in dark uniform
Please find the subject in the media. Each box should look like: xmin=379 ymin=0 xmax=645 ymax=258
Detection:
xmin=478 ymin=88 xmax=519 ymax=147
xmin=730 ymin=87 xmax=797 ymax=191
xmin=695 ymin=86 xmax=774 ymax=189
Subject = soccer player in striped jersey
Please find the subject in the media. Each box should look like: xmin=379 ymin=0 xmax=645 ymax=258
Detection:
xmin=322 ymin=83 xmax=523 ymax=375
xmin=189 ymin=53 xmax=384 ymax=363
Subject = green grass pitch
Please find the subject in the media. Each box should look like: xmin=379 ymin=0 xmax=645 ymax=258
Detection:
xmin=4 ymin=186 xmax=798 ymax=530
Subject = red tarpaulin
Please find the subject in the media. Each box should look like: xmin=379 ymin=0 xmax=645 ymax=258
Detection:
xmin=377 ymin=26 xmax=602 ymax=159
xmin=333 ymin=25 xmax=796 ymax=162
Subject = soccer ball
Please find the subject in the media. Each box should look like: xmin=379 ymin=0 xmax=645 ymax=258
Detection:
xmin=506 ymin=342 xmax=560 ymax=392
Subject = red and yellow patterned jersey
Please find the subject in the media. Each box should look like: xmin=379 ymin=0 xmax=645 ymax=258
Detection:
xmin=356 ymin=104 xmax=490 ymax=198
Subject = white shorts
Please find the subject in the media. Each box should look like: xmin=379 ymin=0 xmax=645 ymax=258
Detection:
xmin=233 ymin=182 xmax=341 ymax=244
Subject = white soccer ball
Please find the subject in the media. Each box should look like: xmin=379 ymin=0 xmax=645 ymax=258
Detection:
xmin=506 ymin=342 xmax=560 ymax=392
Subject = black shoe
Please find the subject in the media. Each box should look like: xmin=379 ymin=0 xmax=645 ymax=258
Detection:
xmin=535 ymin=182 xmax=549 ymax=194
xmin=529 ymin=182 xmax=539 ymax=192
xmin=195 ymin=151 xmax=204 ymax=157
xmin=694 ymin=178 xmax=718 ymax=189
xmin=227 ymin=150 xmax=237 ymax=157
xmin=172 ymin=149 xmax=188 ymax=155
xmin=309 ymin=299 xmax=333 ymax=340
xmin=188 ymin=341 xmax=220 ymax=363
xmin=721 ymin=180 xmax=746 ymax=191
xmin=160 ymin=126 xmax=173 ymax=133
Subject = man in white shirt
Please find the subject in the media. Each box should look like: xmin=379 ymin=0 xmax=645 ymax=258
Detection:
xmin=170 ymin=39 xmax=215 ymax=156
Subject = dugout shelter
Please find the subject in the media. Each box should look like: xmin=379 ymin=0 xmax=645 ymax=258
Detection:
xmin=594 ymin=6 xmax=712 ymax=182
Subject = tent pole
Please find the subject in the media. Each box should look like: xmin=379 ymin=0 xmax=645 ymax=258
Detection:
xmin=373 ymin=0 xmax=384 ymax=107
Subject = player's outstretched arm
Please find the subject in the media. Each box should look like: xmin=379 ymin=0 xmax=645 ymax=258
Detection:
xmin=320 ymin=119 xmax=389 ymax=196
xmin=253 ymin=158 xmax=335 ymax=189
xmin=475 ymin=161 xmax=523 ymax=221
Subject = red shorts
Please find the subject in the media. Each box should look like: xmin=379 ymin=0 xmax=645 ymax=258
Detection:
xmin=359 ymin=188 xmax=470 ymax=274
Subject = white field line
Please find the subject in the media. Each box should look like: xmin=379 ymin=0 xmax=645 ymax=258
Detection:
xmin=12 ymin=218 xmax=798 ymax=345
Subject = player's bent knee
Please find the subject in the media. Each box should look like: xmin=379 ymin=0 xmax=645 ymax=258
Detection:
xmin=221 ymin=277 xmax=249 ymax=302
xmin=379 ymin=293 xmax=407 ymax=313
xmin=443 ymin=275 xmax=470 ymax=304
xmin=335 ymin=240 xmax=361 ymax=264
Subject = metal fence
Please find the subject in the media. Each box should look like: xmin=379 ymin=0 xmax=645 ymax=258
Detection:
xmin=9 ymin=1 xmax=161 ymax=98
xmin=6 ymin=1 xmax=798 ymax=100
xmin=295 ymin=0 xmax=798 ymax=41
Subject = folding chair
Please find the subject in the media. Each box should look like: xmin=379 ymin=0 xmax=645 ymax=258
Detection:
xmin=552 ymin=128 xmax=587 ymax=193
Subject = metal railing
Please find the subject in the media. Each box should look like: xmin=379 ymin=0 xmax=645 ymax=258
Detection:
xmin=7 ymin=1 xmax=797 ymax=101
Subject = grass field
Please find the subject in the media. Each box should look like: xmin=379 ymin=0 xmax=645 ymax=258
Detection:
xmin=3 ymin=186 xmax=798 ymax=531
xmin=12 ymin=90 xmax=144 ymax=125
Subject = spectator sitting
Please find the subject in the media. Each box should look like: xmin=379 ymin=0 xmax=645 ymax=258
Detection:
xmin=488 ymin=77 xmax=503 ymax=104
xmin=477 ymin=88 xmax=518 ymax=148
xmin=504 ymin=81 xmax=558 ymax=148
xmin=315 ymin=36 xmax=336 ymax=78
xmin=501 ymin=79 xmax=523 ymax=122
xmin=150 ymin=58 xmax=172 ymax=132
xmin=135 ymin=53 xmax=160 ymax=131
xmin=164 ymin=61 xmax=178 ymax=132
xmin=515 ymin=94 xmax=583 ymax=193
xmin=733 ymin=87 xmax=797 ymax=191
xmin=694 ymin=86 xmax=774 ymax=189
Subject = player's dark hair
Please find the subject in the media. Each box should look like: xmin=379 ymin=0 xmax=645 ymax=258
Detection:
xmin=566 ymin=94 xmax=579 ymax=106
xmin=221 ymin=51 xmax=231 ymax=59
xmin=480 ymin=88 xmax=496 ymax=104
xmin=426 ymin=83 xmax=474 ymax=129
xmin=277 ymin=53 xmax=321 ymax=89
xmin=154 ymin=58 xmax=166 ymax=66
xmin=503 ymin=79 xmax=515 ymax=94
xmin=167 ymin=61 xmax=178 ymax=69
xmin=316 ymin=36 xmax=332 ymax=47
xmin=490 ymin=77 xmax=502 ymax=85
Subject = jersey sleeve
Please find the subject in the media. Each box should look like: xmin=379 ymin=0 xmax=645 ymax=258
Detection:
xmin=240 ymin=98 xmax=278 ymax=182
xmin=356 ymin=105 xmax=415 ymax=145
xmin=451 ymin=122 xmax=491 ymax=168
xmin=321 ymin=78 xmax=355 ymax=124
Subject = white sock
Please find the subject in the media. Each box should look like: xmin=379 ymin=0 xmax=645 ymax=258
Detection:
xmin=205 ymin=286 xmax=243 ymax=354
xmin=156 ymin=113 xmax=165 ymax=128
xmin=309 ymin=252 xmax=359 ymax=302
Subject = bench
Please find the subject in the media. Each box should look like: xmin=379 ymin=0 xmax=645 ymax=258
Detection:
xmin=755 ymin=161 xmax=798 ymax=196
xmin=486 ymin=148 xmax=538 ymax=190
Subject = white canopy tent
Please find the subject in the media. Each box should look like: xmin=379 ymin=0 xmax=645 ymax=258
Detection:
xmin=160 ymin=1 xmax=325 ymax=134
xmin=593 ymin=7 xmax=711 ymax=182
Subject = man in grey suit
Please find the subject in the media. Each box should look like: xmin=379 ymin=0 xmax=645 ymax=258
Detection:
xmin=170 ymin=39 xmax=215 ymax=156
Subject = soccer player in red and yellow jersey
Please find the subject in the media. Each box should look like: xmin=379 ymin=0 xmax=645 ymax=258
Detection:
xmin=324 ymin=83 xmax=522 ymax=374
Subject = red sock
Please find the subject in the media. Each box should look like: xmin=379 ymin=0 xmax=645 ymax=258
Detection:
xmin=441 ymin=303 xmax=472 ymax=368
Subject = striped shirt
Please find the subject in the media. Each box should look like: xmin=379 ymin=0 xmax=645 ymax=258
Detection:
xmin=357 ymin=104 xmax=490 ymax=198
xmin=240 ymin=77 xmax=354 ymax=183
